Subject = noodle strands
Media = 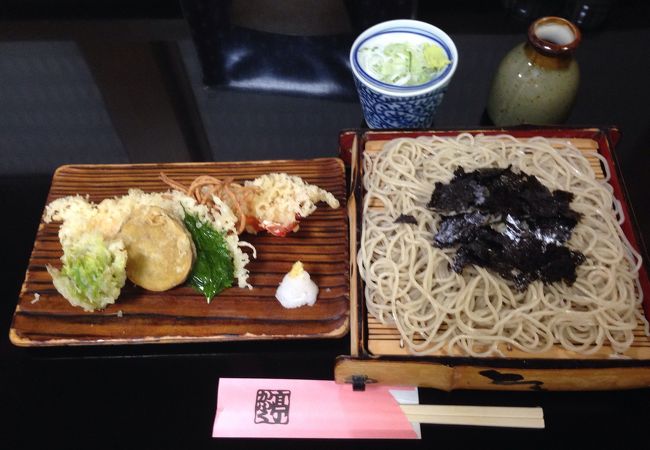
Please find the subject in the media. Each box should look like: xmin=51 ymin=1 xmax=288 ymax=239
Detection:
xmin=358 ymin=134 xmax=646 ymax=357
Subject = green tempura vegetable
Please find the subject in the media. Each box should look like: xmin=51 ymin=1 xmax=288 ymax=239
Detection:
xmin=47 ymin=233 xmax=127 ymax=311
xmin=183 ymin=213 xmax=234 ymax=302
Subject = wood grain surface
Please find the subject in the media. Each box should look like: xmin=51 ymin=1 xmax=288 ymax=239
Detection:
xmin=10 ymin=158 xmax=349 ymax=346
xmin=334 ymin=357 xmax=650 ymax=391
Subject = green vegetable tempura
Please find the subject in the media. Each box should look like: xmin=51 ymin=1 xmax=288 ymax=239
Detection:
xmin=183 ymin=213 xmax=235 ymax=302
xmin=46 ymin=233 xmax=127 ymax=311
xmin=358 ymin=41 xmax=451 ymax=86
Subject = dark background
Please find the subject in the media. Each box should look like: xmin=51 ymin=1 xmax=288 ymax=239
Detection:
xmin=2 ymin=1 xmax=650 ymax=448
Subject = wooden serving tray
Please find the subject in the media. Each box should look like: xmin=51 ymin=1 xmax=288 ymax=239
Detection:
xmin=10 ymin=158 xmax=349 ymax=346
xmin=335 ymin=127 xmax=650 ymax=391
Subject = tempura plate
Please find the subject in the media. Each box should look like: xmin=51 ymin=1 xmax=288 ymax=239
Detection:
xmin=10 ymin=158 xmax=349 ymax=346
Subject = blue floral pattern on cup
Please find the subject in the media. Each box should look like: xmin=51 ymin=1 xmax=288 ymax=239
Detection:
xmin=354 ymin=78 xmax=448 ymax=128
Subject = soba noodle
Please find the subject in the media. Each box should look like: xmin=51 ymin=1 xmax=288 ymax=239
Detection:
xmin=358 ymin=134 xmax=647 ymax=357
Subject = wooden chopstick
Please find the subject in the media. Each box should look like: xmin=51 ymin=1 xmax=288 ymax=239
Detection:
xmin=400 ymin=404 xmax=545 ymax=429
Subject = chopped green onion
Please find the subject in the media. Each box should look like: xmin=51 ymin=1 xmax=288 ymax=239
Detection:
xmin=358 ymin=41 xmax=451 ymax=86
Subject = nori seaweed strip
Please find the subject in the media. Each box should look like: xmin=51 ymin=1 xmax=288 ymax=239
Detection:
xmin=395 ymin=214 xmax=418 ymax=225
xmin=428 ymin=166 xmax=585 ymax=289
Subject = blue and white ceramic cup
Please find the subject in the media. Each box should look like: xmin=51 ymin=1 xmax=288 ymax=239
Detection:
xmin=350 ymin=20 xmax=458 ymax=129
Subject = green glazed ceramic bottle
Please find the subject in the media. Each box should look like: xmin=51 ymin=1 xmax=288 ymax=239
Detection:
xmin=487 ymin=16 xmax=581 ymax=126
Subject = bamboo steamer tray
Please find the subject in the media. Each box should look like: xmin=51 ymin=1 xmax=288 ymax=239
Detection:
xmin=335 ymin=127 xmax=650 ymax=391
xmin=10 ymin=158 xmax=349 ymax=346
